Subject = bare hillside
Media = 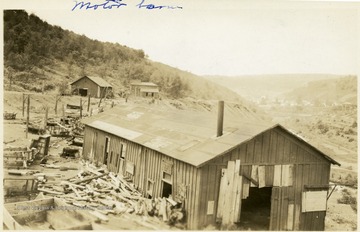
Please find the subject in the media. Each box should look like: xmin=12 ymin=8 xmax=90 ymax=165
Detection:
xmin=281 ymin=75 xmax=357 ymax=105
xmin=206 ymin=74 xmax=341 ymax=101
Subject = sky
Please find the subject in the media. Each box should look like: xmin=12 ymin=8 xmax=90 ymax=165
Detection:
xmin=1 ymin=0 xmax=359 ymax=76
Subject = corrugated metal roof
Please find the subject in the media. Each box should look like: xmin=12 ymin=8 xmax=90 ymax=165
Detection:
xmin=71 ymin=76 xmax=112 ymax=87
xmin=82 ymin=105 xmax=340 ymax=167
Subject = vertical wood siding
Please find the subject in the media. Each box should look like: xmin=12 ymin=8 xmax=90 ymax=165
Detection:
xmin=199 ymin=127 xmax=332 ymax=230
xmin=82 ymin=126 xmax=202 ymax=229
xmin=82 ymin=125 xmax=333 ymax=230
xmin=71 ymin=78 xmax=99 ymax=98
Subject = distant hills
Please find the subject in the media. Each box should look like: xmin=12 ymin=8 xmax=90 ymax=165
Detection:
xmin=281 ymin=75 xmax=357 ymax=105
xmin=3 ymin=10 xmax=242 ymax=102
xmin=206 ymin=74 xmax=357 ymax=104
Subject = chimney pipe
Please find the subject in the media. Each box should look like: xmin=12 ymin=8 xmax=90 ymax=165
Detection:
xmin=217 ymin=100 xmax=224 ymax=137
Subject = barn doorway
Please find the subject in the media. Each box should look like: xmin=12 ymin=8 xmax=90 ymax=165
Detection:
xmin=239 ymin=187 xmax=272 ymax=230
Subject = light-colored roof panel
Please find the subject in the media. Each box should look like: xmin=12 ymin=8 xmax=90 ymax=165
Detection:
xmin=71 ymin=76 xmax=112 ymax=87
xmin=89 ymin=120 xmax=142 ymax=140
xmin=131 ymin=82 xmax=158 ymax=87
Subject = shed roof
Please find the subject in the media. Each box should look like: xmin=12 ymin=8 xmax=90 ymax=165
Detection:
xmin=70 ymin=76 xmax=112 ymax=87
xmin=130 ymin=82 xmax=158 ymax=87
xmin=82 ymin=105 xmax=340 ymax=167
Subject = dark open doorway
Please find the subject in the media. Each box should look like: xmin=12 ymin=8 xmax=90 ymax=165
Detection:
xmin=238 ymin=187 xmax=272 ymax=230
xmin=162 ymin=181 xmax=172 ymax=198
xmin=79 ymin=88 xmax=88 ymax=96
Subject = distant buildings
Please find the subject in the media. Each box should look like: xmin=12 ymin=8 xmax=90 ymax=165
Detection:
xmin=130 ymin=80 xmax=159 ymax=98
xmin=70 ymin=76 xmax=112 ymax=98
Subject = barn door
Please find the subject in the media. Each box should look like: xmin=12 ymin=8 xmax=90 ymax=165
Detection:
xmin=217 ymin=160 xmax=243 ymax=229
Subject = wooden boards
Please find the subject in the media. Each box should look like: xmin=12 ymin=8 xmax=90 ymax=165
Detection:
xmin=217 ymin=160 xmax=243 ymax=229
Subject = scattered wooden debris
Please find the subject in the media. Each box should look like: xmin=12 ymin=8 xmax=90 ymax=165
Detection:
xmin=4 ymin=139 xmax=16 ymax=145
xmin=37 ymin=162 xmax=186 ymax=227
xmin=8 ymin=169 xmax=39 ymax=176
xmin=28 ymin=123 xmax=46 ymax=135
xmin=61 ymin=146 xmax=80 ymax=158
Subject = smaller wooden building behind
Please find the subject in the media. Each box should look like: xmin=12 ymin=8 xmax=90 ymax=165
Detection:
xmin=130 ymin=81 xmax=159 ymax=98
xmin=81 ymin=105 xmax=339 ymax=230
xmin=70 ymin=75 xmax=112 ymax=98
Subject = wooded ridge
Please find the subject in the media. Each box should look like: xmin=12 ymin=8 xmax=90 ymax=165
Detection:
xmin=4 ymin=10 xmax=242 ymax=102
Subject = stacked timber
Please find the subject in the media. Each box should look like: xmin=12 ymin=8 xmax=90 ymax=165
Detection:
xmin=37 ymin=163 xmax=185 ymax=227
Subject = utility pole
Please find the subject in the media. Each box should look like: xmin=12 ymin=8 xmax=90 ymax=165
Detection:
xmin=55 ymin=95 xmax=61 ymax=115
xmin=26 ymin=95 xmax=30 ymax=138
xmin=62 ymin=104 xmax=65 ymax=125
xmin=22 ymin=93 xmax=25 ymax=117
xmin=87 ymin=94 xmax=91 ymax=112
xmin=80 ymin=98 xmax=82 ymax=118
xmin=44 ymin=106 xmax=48 ymax=130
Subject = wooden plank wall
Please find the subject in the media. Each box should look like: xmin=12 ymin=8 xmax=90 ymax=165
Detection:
xmin=199 ymin=127 xmax=332 ymax=230
xmin=82 ymin=126 xmax=332 ymax=230
xmin=82 ymin=126 xmax=202 ymax=229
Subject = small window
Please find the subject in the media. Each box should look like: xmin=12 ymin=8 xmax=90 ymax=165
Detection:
xmin=103 ymin=137 xmax=110 ymax=165
xmin=147 ymin=179 xmax=154 ymax=198
xmin=121 ymin=143 xmax=126 ymax=158
xmin=116 ymin=153 xmax=120 ymax=167
xmin=109 ymin=151 xmax=113 ymax=164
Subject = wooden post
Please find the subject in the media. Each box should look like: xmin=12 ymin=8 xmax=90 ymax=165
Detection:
xmin=98 ymin=97 xmax=102 ymax=108
xmin=55 ymin=95 xmax=61 ymax=115
xmin=44 ymin=107 xmax=48 ymax=130
xmin=87 ymin=94 xmax=91 ymax=112
xmin=42 ymin=81 xmax=44 ymax=94
xmin=80 ymin=98 xmax=82 ymax=118
xmin=22 ymin=93 xmax=25 ymax=117
xmin=62 ymin=104 xmax=65 ymax=125
xmin=26 ymin=95 xmax=30 ymax=138
xmin=111 ymin=101 xmax=114 ymax=108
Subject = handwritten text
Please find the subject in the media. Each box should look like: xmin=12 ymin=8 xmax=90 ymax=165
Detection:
xmin=136 ymin=0 xmax=182 ymax=10
xmin=72 ymin=0 xmax=183 ymax=11
xmin=72 ymin=0 xmax=127 ymax=11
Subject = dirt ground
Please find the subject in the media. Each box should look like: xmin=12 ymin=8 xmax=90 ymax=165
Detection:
xmin=2 ymin=91 xmax=358 ymax=230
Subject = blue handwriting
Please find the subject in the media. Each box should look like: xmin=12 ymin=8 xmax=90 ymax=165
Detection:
xmin=136 ymin=0 xmax=182 ymax=9
xmin=72 ymin=0 xmax=127 ymax=11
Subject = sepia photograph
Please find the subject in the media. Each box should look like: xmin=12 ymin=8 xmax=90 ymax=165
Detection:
xmin=1 ymin=0 xmax=358 ymax=230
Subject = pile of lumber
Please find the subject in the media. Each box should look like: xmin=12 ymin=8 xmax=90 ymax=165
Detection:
xmin=61 ymin=146 xmax=81 ymax=158
xmin=4 ymin=112 xmax=16 ymax=120
xmin=47 ymin=119 xmax=71 ymax=137
xmin=37 ymin=163 xmax=185 ymax=226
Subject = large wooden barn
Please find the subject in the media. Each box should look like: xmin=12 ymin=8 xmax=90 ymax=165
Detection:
xmin=70 ymin=75 xmax=112 ymax=98
xmin=81 ymin=103 xmax=339 ymax=230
